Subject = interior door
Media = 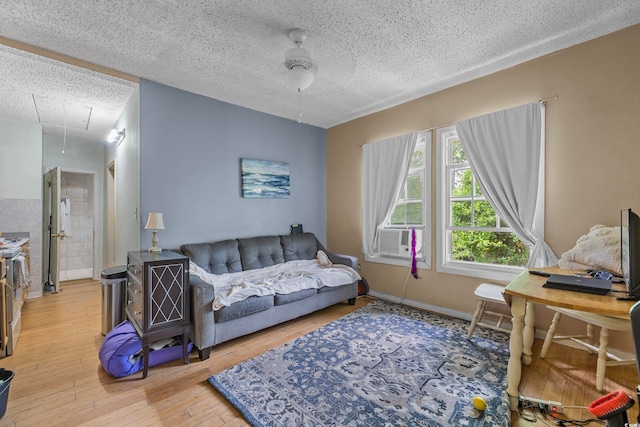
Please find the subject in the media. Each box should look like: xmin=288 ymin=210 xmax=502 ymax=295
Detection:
xmin=43 ymin=167 xmax=62 ymax=293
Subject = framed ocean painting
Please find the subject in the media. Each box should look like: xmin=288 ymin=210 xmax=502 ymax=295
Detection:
xmin=241 ymin=158 xmax=290 ymax=198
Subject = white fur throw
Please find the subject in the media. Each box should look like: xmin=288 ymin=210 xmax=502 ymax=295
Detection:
xmin=558 ymin=224 xmax=622 ymax=274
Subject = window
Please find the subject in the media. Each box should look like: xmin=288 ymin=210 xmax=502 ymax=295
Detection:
xmin=436 ymin=125 xmax=527 ymax=280
xmin=371 ymin=130 xmax=431 ymax=269
xmin=389 ymin=133 xmax=427 ymax=227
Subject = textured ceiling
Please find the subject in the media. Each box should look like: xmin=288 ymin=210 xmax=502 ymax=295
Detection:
xmin=0 ymin=43 xmax=137 ymax=142
xmin=1 ymin=1 xmax=640 ymax=143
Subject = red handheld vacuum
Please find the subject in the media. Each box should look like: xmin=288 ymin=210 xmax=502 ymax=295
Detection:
xmin=587 ymin=389 xmax=635 ymax=427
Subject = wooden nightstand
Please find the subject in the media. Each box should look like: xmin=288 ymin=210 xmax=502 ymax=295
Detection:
xmin=126 ymin=250 xmax=190 ymax=378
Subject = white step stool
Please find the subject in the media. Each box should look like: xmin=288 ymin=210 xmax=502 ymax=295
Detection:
xmin=467 ymin=283 xmax=511 ymax=339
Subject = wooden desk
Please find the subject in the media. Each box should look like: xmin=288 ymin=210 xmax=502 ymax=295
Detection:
xmin=503 ymin=267 xmax=634 ymax=410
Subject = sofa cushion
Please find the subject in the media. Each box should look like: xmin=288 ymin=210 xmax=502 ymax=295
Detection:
xmin=238 ymin=236 xmax=284 ymax=270
xmin=281 ymin=232 xmax=319 ymax=262
xmin=274 ymin=288 xmax=317 ymax=306
xmin=318 ymin=284 xmax=349 ymax=293
xmin=180 ymin=239 xmax=242 ymax=274
xmin=214 ymin=295 xmax=274 ymax=323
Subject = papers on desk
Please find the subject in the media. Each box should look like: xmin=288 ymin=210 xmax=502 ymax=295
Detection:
xmin=542 ymin=274 xmax=612 ymax=295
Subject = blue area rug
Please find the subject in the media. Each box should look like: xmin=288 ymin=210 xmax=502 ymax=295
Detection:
xmin=208 ymin=299 xmax=511 ymax=426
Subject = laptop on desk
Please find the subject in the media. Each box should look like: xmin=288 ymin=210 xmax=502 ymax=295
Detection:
xmin=542 ymin=274 xmax=612 ymax=295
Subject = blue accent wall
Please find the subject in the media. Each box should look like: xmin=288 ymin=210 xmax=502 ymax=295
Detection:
xmin=139 ymin=79 xmax=327 ymax=250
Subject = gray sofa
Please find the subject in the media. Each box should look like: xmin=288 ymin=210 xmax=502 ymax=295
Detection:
xmin=180 ymin=232 xmax=358 ymax=360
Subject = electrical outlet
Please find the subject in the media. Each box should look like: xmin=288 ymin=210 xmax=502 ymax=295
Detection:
xmin=522 ymin=396 xmax=563 ymax=413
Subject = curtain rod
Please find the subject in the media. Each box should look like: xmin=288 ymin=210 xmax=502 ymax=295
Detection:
xmin=359 ymin=95 xmax=558 ymax=147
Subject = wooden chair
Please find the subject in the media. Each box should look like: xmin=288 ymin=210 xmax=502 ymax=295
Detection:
xmin=541 ymin=306 xmax=635 ymax=391
xmin=467 ymin=283 xmax=511 ymax=339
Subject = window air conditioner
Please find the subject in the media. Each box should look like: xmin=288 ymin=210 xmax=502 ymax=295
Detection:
xmin=379 ymin=228 xmax=422 ymax=258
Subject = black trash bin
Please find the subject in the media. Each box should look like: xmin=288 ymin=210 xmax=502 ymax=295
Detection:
xmin=0 ymin=369 xmax=14 ymax=420
xmin=100 ymin=265 xmax=128 ymax=335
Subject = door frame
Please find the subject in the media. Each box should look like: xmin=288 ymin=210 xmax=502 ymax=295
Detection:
xmin=106 ymin=160 xmax=116 ymax=269
xmin=43 ymin=166 xmax=101 ymax=288
xmin=43 ymin=166 xmax=61 ymax=293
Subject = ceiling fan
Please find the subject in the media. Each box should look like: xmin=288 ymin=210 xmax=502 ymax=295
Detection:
xmin=283 ymin=28 xmax=318 ymax=92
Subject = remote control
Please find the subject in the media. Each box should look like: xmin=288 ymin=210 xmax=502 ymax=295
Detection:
xmin=528 ymin=270 xmax=551 ymax=277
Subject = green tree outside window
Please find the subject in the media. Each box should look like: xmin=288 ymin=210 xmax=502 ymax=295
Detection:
xmin=449 ymin=145 xmax=528 ymax=266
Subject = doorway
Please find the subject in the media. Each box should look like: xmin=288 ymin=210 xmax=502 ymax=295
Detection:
xmin=106 ymin=160 xmax=116 ymax=269
xmin=59 ymin=171 xmax=97 ymax=281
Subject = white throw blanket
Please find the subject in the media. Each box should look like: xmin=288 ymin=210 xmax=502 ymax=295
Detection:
xmin=558 ymin=224 xmax=622 ymax=274
xmin=189 ymin=254 xmax=361 ymax=310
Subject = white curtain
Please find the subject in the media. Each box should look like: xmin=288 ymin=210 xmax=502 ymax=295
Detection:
xmin=361 ymin=132 xmax=417 ymax=256
xmin=455 ymin=102 xmax=558 ymax=267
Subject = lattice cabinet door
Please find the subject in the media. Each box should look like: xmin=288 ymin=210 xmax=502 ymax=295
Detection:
xmin=126 ymin=250 xmax=190 ymax=378
xmin=148 ymin=260 xmax=187 ymax=328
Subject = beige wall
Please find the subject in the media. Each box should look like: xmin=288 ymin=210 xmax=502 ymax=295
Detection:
xmin=327 ymin=24 xmax=640 ymax=353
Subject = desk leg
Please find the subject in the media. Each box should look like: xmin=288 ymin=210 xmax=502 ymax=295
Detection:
xmin=596 ymin=328 xmax=608 ymax=392
xmin=522 ymin=301 xmax=535 ymax=365
xmin=507 ymin=295 xmax=526 ymax=411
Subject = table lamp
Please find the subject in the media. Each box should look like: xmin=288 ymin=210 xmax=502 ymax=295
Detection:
xmin=144 ymin=212 xmax=165 ymax=252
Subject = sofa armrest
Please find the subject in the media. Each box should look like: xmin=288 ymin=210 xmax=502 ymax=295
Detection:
xmin=313 ymin=236 xmax=359 ymax=270
xmin=190 ymin=276 xmax=216 ymax=358
xmin=328 ymin=253 xmax=358 ymax=270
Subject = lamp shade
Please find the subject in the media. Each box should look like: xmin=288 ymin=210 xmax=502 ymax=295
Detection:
xmin=144 ymin=212 xmax=165 ymax=230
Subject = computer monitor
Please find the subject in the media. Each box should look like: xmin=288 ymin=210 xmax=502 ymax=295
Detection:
xmin=621 ymin=208 xmax=640 ymax=300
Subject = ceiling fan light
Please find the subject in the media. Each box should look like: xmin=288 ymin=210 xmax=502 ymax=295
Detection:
xmin=284 ymin=68 xmax=316 ymax=91
xmin=283 ymin=28 xmax=318 ymax=92
xmin=284 ymin=47 xmax=313 ymax=70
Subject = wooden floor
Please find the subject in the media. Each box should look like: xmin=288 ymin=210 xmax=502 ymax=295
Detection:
xmin=0 ymin=280 xmax=637 ymax=426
